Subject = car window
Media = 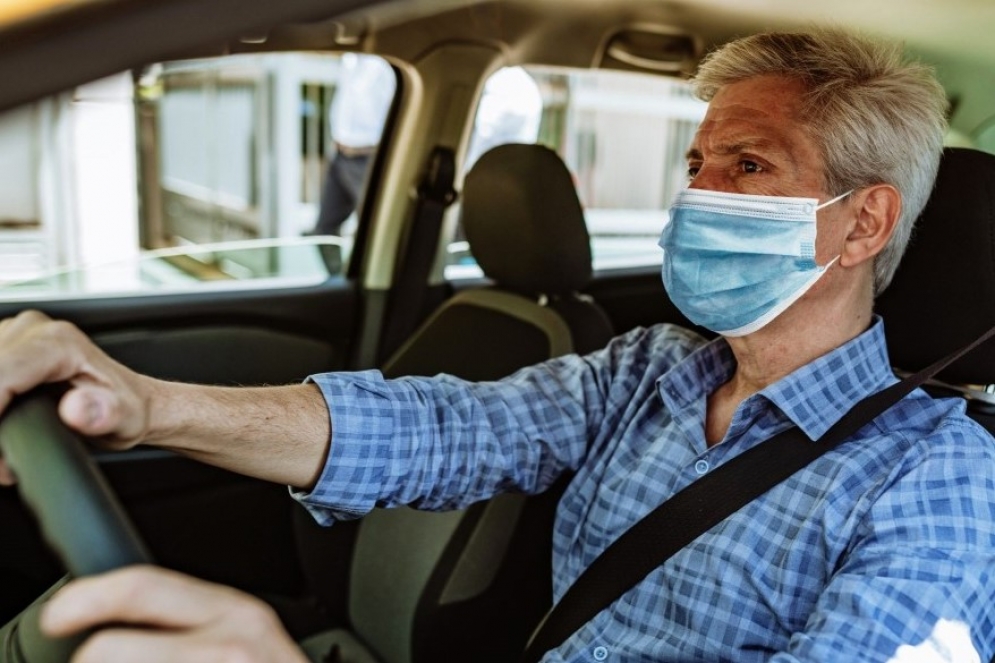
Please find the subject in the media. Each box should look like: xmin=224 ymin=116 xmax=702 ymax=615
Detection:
xmin=973 ymin=115 xmax=995 ymax=155
xmin=446 ymin=66 xmax=707 ymax=280
xmin=0 ymin=238 xmax=344 ymax=301
xmin=0 ymin=52 xmax=397 ymax=299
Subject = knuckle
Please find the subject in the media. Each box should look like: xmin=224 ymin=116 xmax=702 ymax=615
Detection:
xmin=13 ymin=309 xmax=51 ymax=331
xmin=228 ymin=596 xmax=279 ymax=631
xmin=101 ymin=566 xmax=151 ymax=607
xmin=1 ymin=309 xmax=40 ymax=335
xmin=17 ymin=309 xmax=47 ymax=323
xmin=46 ymin=319 xmax=81 ymax=341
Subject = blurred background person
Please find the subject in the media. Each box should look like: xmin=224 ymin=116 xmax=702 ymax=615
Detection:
xmin=309 ymin=54 xmax=395 ymax=236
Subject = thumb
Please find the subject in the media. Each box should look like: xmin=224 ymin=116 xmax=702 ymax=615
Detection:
xmin=58 ymin=386 xmax=124 ymax=438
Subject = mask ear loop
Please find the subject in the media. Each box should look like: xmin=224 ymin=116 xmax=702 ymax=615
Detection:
xmin=816 ymin=189 xmax=854 ymax=210
xmin=815 ymin=190 xmax=854 ymax=268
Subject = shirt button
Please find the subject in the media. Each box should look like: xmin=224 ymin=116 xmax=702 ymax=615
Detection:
xmin=593 ymin=646 xmax=609 ymax=661
xmin=694 ymin=459 xmax=710 ymax=475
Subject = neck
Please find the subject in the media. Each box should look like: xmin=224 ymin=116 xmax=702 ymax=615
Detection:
xmin=730 ymin=305 xmax=870 ymax=390
xmin=704 ymin=269 xmax=873 ymax=446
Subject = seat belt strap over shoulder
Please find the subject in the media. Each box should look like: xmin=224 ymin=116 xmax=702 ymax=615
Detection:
xmin=522 ymin=323 xmax=995 ymax=663
xmin=380 ymin=146 xmax=457 ymax=361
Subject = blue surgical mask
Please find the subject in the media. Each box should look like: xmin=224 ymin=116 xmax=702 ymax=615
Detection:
xmin=658 ymin=188 xmax=851 ymax=337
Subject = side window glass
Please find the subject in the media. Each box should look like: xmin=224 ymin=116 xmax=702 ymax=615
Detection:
xmin=0 ymin=53 xmax=397 ymax=300
xmin=308 ymin=54 xmax=396 ymax=237
xmin=447 ymin=66 xmax=706 ymax=278
xmin=973 ymin=115 xmax=995 ymax=155
xmin=142 ymin=53 xmax=395 ymax=257
xmin=0 ymin=102 xmax=51 ymax=285
xmin=465 ymin=67 xmax=543 ymax=170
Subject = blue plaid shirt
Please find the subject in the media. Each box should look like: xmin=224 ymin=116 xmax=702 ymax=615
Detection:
xmin=298 ymin=319 xmax=995 ymax=662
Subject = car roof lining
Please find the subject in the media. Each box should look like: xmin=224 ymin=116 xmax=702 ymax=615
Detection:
xmin=0 ymin=0 xmax=387 ymax=113
xmin=3 ymin=0 xmax=995 ymax=114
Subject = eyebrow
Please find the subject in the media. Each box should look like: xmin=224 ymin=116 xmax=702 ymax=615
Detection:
xmin=685 ymin=138 xmax=790 ymax=163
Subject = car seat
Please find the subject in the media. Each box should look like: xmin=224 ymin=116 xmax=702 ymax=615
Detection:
xmin=382 ymin=142 xmax=615 ymax=378
xmin=293 ymin=143 xmax=614 ymax=663
xmin=876 ymin=146 xmax=995 ymax=432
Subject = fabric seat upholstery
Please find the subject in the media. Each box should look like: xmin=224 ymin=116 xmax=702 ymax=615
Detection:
xmin=877 ymin=147 xmax=995 ymax=430
xmin=382 ymin=142 xmax=614 ymax=378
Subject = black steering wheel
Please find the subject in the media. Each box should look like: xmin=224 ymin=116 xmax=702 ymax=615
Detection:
xmin=0 ymin=387 xmax=153 ymax=662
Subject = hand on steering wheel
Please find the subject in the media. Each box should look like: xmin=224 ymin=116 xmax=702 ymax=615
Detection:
xmin=0 ymin=388 xmax=153 ymax=662
xmin=0 ymin=390 xmax=305 ymax=663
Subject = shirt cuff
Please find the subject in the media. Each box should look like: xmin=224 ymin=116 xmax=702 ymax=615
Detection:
xmin=289 ymin=370 xmax=396 ymax=525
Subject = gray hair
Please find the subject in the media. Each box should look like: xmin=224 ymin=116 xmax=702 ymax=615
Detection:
xmin=692 ymin=29 xmax=948 ymax=295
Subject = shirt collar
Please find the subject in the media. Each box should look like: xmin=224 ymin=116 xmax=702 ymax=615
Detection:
xmin=659 ymin=316 xmax=898 ymax=441
xmin=759 ymin=316 xmax=897 ymax=440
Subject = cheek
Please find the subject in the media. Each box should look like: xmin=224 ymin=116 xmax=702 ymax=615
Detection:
xmin=815 ymin=216 xmax=848 ymax=265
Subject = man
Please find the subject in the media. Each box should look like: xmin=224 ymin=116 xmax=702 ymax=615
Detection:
xmin=1 ymin=29 xmax=993 ymax=662
xmin=309 ymin=53 xmax=395 ymax=236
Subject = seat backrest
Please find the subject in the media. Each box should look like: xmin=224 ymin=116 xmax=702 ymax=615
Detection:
xmin=876 ymin=147 xmax=995 ymax=429
xmin=296 ymin=144 xmax=611 ymax=663
xmin=382 ymin=143 xmax=614 ymax=378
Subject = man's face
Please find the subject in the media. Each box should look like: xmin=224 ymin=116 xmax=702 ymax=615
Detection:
xmin=686 ymin=74 xmax=848 ymax=265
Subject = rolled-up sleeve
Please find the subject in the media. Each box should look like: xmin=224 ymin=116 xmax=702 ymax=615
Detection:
xmin=291 ymin=350 xmax=613 ymax=524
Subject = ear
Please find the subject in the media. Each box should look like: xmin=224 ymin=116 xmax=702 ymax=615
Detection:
xmin=838 ymin=184 xmax=902 ymax=268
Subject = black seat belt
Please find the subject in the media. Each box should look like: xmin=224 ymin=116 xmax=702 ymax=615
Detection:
xmin=523 ymin=324 xmax=995 ymax=663
xmin=378 ymin=146 xmax=457 ymax=362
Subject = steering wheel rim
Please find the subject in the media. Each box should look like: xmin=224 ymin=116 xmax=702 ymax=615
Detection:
xmin=0 ymin=386 xmax=153 ymax=662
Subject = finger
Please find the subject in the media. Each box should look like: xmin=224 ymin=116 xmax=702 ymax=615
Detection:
xmin=0 ymin=460 xmax=15 ymax=486
xmin=71 ymin=628 xmax=253 ymax=663
xmin=42 ymin=566 xmax=258 ymax=636
xmin=70 ymin=622 xmax=309 ymax=663
xmin=0 ymin=315 xmax=88 ymax=413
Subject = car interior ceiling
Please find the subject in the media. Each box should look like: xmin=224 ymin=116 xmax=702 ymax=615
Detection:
xmin=1 ymin=0 xmax=994 ymax=125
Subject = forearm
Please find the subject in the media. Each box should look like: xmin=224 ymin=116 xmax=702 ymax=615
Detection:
xmin=296 ymin=365 xmax=599 ymax=523
xmin=142 ymin=378 xmax=330 ymax=490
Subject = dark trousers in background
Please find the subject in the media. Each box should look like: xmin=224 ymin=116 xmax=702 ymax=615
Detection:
xmin=310 ymin=151 xmax=373 ymax=236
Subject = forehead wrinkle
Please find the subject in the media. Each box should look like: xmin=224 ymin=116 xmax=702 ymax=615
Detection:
xmin=686 ymin=134 xmax=798 ymax=169
xmin=685 ymin=76 xmax=824 ymax=186
xmin=685 ymin=117 xmax=812 ymax=169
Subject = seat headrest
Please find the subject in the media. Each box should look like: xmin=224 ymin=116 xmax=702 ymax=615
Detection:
xmin=461 ymin=143 xmax=592 ymax=293
xmin=877 ymin=147 xmax=995 ymax=385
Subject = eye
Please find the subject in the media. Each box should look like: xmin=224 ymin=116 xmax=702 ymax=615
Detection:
xmin=740 ymin=160 xmax=762 ymax=174
xmin=687 ymin=165 xmax=700 ymax=180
